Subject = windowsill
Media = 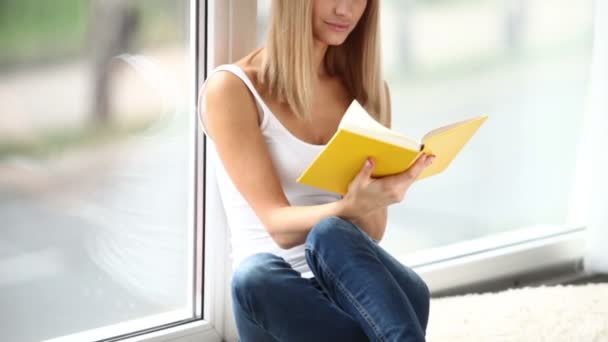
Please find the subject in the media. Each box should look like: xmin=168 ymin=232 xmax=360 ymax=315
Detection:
xmin=41 ymin=309 xmax=221 ymax=342
xmin=398 ymin=224 xmax=587 ymax=296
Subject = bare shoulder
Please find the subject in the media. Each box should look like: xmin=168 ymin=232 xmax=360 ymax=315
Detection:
xmin=203 ymin=69 xmax=249 ymax=105
xmin=200 ymin=67 xmax=259 ymax=139
xmin=203 ymin=49 xmax=264 ymax=113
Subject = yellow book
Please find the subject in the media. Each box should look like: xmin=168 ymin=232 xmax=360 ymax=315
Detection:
xmin=297 ymin=100 xmax=488 ymax=195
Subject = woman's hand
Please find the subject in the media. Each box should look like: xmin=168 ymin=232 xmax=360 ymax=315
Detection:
xmin=338 ymin=153 xmax=435 ymax=220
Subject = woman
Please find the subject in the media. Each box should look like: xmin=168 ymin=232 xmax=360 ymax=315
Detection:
xmin=199 ymin=1 xmax=435 ymax=341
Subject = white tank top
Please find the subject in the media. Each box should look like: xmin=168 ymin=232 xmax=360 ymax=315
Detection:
xmin=198 ymin=64 xmax=341 ymax=277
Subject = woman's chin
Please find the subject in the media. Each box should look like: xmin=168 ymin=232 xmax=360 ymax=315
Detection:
xmin=315 ymin=31 xmax=351 ymax=46
xmin=322 ymin=37 xmax=348 ymax=46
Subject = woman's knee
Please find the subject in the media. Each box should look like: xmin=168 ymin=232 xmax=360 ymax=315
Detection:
xmin=306 ymin=216 xmax=363 ymax=249
xmin=421 ymin=278 xmax=430 ymax=300
xmin=231 ymin=253 xmax=284 ymax=308
xmin=405 ymin=266 xmax=430 ymax=301
xmin=418 ymin=278 xmax=431 ymax=308
xmin=406 ymin=267 xmax=431 ymax=313
xmin=409 ymin=269 xmax=431 ymax=329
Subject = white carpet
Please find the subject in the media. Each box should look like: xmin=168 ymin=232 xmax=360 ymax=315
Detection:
xmin=427 ymin=283 xmax=608 ymax=342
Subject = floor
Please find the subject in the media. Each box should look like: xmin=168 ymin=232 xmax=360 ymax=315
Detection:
xmin=427 ymin=282 xmax=608 ymax=342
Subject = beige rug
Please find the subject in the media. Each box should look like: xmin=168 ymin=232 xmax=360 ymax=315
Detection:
xmin=427 ymin=283 xmax=608 ymax=342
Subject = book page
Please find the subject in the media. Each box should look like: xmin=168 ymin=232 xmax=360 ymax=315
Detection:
xmin=339 ymin=100 xmax=422 ymax=151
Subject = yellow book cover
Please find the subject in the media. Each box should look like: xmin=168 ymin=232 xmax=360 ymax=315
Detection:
xmin=297 ymin=100 xmax=488 ymax=195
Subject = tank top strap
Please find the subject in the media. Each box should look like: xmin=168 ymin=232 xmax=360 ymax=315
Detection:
xmin=210 ymin=64 xmax=271 ymax=127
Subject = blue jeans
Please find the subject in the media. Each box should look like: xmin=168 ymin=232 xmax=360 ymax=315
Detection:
xmin=231 ymin=216 xmax=430 ymax=342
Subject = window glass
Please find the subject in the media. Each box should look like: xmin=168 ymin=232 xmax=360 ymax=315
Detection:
xmin=0 ymin=1 xmax=196 ymax=341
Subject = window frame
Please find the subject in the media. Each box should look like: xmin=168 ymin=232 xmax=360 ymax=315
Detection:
xmin=126 ymin=0 xmax=260 ymax=341
xmin=125 ymin=0 xmax=229 ymax=340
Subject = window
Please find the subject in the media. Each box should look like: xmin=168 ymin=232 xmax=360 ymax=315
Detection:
xmin=377 ymin=0 xmax=593 ymax=257
xmin=0 ymin=1 xmax=205 ymax=341
xmin=256 ymin=0 xmax=594 ymax=258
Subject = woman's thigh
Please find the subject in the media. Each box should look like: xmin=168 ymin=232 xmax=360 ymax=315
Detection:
xmin=231 ymin=252 xmax=368 ymax=342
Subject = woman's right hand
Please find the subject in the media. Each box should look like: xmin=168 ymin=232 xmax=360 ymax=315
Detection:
xmin=338 ymin=153 xmax=435 ymax=220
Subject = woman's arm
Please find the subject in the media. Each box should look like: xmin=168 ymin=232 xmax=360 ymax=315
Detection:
xmin=203 ymin=72 xmax=353 ymax=248
xmin=349 ymin=208 xmax=387 ymax=242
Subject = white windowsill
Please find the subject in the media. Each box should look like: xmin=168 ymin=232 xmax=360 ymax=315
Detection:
xmin=42 ymin=310 xmax=221 ymax=342
xmin=402 ymin=224 xmax=587 ymax=294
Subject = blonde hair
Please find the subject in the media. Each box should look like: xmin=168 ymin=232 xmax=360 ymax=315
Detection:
xmin=259 ymin=0 xmax=388 ymax=125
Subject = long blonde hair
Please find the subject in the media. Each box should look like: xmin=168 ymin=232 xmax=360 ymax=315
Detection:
xmin=259 ymin=0 xmax=388 ymax=124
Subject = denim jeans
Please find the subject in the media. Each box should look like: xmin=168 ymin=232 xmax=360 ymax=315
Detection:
xmin=231 ymin=216 xmax=430 ymax=342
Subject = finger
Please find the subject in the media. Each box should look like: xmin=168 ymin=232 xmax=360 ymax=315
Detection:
xmin=351 ymin=158 xmax=375 ymax=186
xmin=415 ymin=154 xmax=435 ymax=175
xmin=405 ymin=154 xmax=433 ymax=180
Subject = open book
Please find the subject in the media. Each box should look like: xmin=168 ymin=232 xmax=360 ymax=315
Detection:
xmin=297 ymin=100 xmax=488 ymax=195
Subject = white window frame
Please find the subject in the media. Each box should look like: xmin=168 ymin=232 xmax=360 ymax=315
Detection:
xmin=78 ymin=1 xmax=260 ymax=341
xmin=123 ymin=0 xmax=259 ymax=341
xmin=402 ymin=224 xmax=586 ymax=295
